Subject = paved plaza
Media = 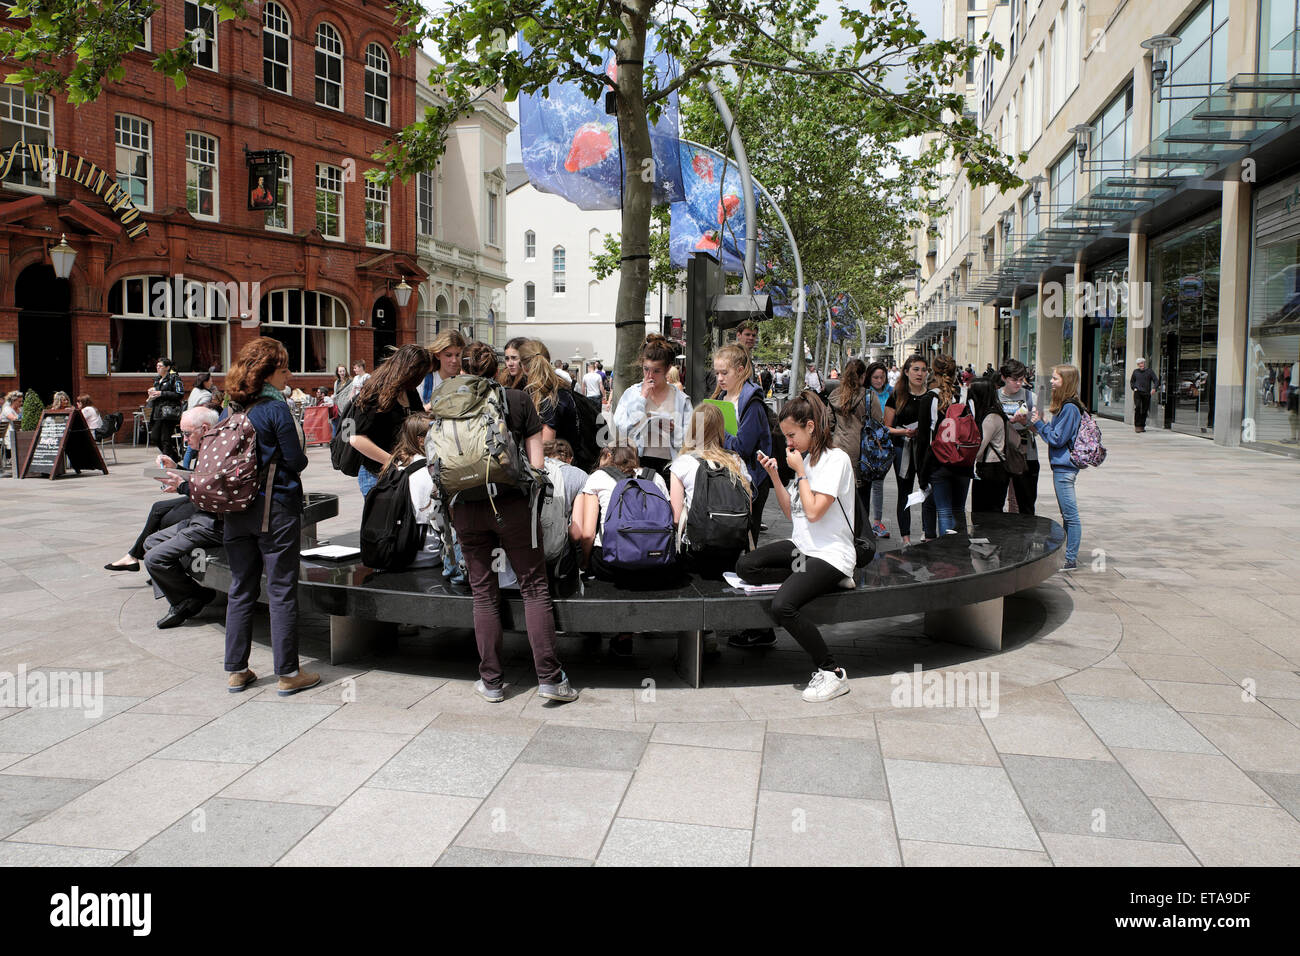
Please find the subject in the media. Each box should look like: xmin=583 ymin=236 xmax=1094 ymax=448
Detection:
xmin=0 ymin=428 xmax=1298 ymax=867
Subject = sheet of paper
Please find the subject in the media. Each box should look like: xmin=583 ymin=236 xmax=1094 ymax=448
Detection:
xmin=301 ymin=545 xmax=362 ymax=560
xmin=905 ymin=489 xmax=929 ymax=510
xmin=722 ymin=571 xmax=782 ymax=593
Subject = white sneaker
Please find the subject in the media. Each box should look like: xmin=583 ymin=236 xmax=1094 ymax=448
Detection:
xmin=802 ymin=668 xmax=850 ymax=703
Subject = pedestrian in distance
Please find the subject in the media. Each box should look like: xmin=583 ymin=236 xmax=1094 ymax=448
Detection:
xmin=1032 ymin=364 xmax=1085 ymax=571
xmin=1130 ymin=357 xmax=1160 ymax=433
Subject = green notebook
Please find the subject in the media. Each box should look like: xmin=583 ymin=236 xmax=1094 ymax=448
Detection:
xmin=703 ymin=398 xmax=739 ymax=436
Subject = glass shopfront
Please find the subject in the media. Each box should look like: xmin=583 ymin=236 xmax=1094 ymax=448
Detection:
xmin=1018 ymin=295 xmax=1037 ymax=369
xmin=997 ymin=306 xmax=1013 ymax=364
xmin=1148 ymin=215 xmax=1222 ymax=436
xmin=1246 ymin=173 xmax=1300 ymax=450
xmin=1082 ymin=255 xmax=1129 ymax=421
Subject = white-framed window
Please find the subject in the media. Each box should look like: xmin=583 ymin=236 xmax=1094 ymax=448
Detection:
xmin=0 ymin=88 xmax=53 ymax=192
xmin=114 ymin=114 xmax=152 ymax=210
xmin=552 ymin=246 xmax=566 ymax=294
xmin=185 ymin=131 xmax=218 ymax=220
xmin=524 ymin=230 xmax=535 ymax=260
xmin=260 ymin=289 xmax=350 ymax=374
xmin=315 ymin=163 xmax=343 ymax=239
xmin=524 ymin=282 xmax=535 ymax=318
xmin=485 ymin=186 xmax=500 ymax=247
xmin=364 ymin=179 xmax=389 ymax=247
xmin=315 ymin=22 xmax=343 ymax=111
xmin=265 ymin=153 xmax=292 ymax=232
xmin=135 ymin=14 xmax=151 ymax=51
xmin=184 ymin=2 xmax=217 ymax=72
xmin=364 ymin=43 xmax=390 ymax=125
xmin=263 ymin=2 xmax=292 ymax=94
xmin=417 ymin=171 xmax=435 ymax=236
xmin=107 ymin=275 xmax=228 ymax=374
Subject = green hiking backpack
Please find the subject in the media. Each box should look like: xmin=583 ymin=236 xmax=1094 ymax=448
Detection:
xmin=424 ymin=374 xmax=529 ymax=506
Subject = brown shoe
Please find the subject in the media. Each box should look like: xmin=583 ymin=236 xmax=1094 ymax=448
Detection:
xmin=227 ymin=669 xmax=257 ymax=694
xmin=277 ymin=671 xmax=321 ymax=697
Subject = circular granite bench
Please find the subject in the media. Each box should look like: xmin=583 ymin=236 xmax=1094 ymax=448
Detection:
xmin=196 ymin=510 xmax=1064 ymax=688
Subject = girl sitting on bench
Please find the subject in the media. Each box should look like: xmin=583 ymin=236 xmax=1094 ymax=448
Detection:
xmin=736 ymin=390 xmax=857 ymax=703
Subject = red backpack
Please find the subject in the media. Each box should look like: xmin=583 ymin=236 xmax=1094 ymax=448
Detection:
xmin=930 ymin=400 xmax=981 ymax=467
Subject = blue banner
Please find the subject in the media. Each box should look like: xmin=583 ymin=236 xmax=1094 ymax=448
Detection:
xmin=518 ymin=32 xmax=684 ymax=211
xmin=669 ymin=141 xmax=765 ymax=273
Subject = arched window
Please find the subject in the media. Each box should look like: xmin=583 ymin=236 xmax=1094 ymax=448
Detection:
xmin=524 ymin=230 xmax=535 ymax=260
xmin=262 ymin=2 xmax=291 ymax=94
xmin=315 ymin=23 xmax=343 ymax=110
xmin=364 ymin=43 xmax=390 ymax=124
xmin=524 ymin=282 xmax=536 ymax=319
xmin=260 ymin=289 xmax=350 ymax=373
xmin=552 ymin=246 xmax=566 ymax=295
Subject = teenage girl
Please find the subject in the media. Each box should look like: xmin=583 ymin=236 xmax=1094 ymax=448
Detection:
xmin=669 ymin=402 xmax=752 ymax=578
xmin=885 ymin=354 xmax=931 ymax=543
xmin=1031 ymin=364 xmax=1084 ymax=571
xmin=734 ymin=390 xmax=857 ymax=703
xmin=376 ymin=413 xmax=442 ymax=568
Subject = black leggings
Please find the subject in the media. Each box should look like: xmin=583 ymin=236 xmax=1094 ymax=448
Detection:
xmin=734 ymin=539 xmax=843 ymax=671
xmin=130 ymin=495 xmax=196 ymax=559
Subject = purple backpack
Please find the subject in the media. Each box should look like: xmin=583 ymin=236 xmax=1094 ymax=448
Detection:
xmin=598 ymin=466 xmax=676 ymax=570
xmin=1069 ymin=406 xmax=1107 ymax=468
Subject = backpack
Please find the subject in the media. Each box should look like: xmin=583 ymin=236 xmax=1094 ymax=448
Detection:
xmin=329 ymin=382 xmax=364 ymax=477
xmin=597 ymin=466 xmax=676 ymax=571
xmin=569 ymin=390 xmax=602 ymax=473
xmin=858 ymin=392 xmax=894 ymax=481
xmin=1069 ymin=404 xmax=1107 ymax=468
xmin=189 ymin=400 xmax=280 ymax=528
xmin=424 ymin=375 xmax=529 ymax=506
xmin=683 ymin=457 xmax=753 ymax=554
xmin=538 ymin=458 xmax=571 ymax=564
xmin=359 ymin=459 xmax=428 ymax=571
xmin=929 ymin=399 xmax=981 ymax=467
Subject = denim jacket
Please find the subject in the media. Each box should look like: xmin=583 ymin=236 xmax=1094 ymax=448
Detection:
xmin=612 ymin=383 xmax=694 ymax=457
xmin=1036 ymin=401 xmax=1082 ymax=469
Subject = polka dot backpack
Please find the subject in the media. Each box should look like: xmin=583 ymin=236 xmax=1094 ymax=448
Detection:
xmin=190 ymin=401 xmax=278 ymax=529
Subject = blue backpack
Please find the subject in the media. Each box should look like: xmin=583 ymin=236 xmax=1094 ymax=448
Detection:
xmin=598 ymin=466 xmax=676 ymax=571
xmin=859 ymin=392 xmax=894 ymax=480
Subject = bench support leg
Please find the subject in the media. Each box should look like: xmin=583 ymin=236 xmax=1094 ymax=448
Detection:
xmin=924 ymin=596 xmax=1004 ymax=651
xmin=675 ymin=630 xmax=704 ymax=689
xmin=330 ymin=615 xmax=398 ymax=666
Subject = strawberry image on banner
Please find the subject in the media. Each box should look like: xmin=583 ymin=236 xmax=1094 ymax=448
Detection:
xmin=669 ymin=141 xmax=763 ymax=275
xmin=518 ymin=31 xmax=683 ymax=211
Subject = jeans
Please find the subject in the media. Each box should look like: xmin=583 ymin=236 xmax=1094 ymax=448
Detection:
xmin=1052 ymin=466 xmax=1081 ymax=563
xmin=452 ymin=493 xmax=563 ymax=688
xmin=734 ymin=539 xmax=844 ymax=671
xmin=180 ymin=445 xmax=197 ymax=470
xmin=929 ymin=467 xmax=970 ymax=535
xmin=357 ymin=467 xmax=378 ymax=497
xmin=869 ymin=476 xmax=884 ymax=524
xmin=223 ymin=503 xmax=302 ymax=677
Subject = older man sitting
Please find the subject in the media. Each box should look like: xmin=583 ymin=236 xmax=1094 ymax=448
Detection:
xmin=142 ymin=406 xmax=225 ymax=629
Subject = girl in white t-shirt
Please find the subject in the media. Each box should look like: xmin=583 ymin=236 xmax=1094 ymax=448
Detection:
xmin=572 ymin=444 xmax=671 ymax=657
xmin=669 ymin=403 xmax=751 ymax=579
xmin=737 ymin=390 xmax=856 ymax=703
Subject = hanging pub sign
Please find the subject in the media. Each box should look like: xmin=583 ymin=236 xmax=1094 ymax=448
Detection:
xmin=245 ymin=148 xmax=282 ymax=211
xmin=0 ymin=141 xmax=149 ymax=238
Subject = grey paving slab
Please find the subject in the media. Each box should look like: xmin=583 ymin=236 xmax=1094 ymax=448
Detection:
xmin=455 ymin=763 xmax=630 ymax=860
xmin=752 ymin=791 xmax=900 ymax=867
xmin=649 ymin=720 xmax=766 ymax=752
xmin=368 ymin=726 xmax=534 ymax=798
xmin=0 ymin=775 xmax=101 ymax=840
xmin=1182 ymin=713 xmax=1300 ymax=773
xmin=276 ymin=788 xmax=480 ymax=866
xmin=0 ymin=696 xmax=141 ymax=753
xmin=1066 ymin=695 xmax=1219 ymax=754
xmin=9 ymin=758 xmax=250 ymax=851
xmin=1001 ymin=754 xmax=1179 ymax=843
xmin=118 ymin=798 xmax=331 ymax=867
xmin=1038 ymin=832 xmax=1199 ymax=867
xmin=595 ymin=818 xmax=752 ymax=867
xmin=1146 ymin=680 xmax=1272 ymax=717
xmin=220 ymin=728 xmax=412 ymax=806
xmin=154 ymin=701 xmax=337 ymax=764
xmin=1153 ymin=798 xmax=1300 ymax=867
xmin=316 ymin=703 xmax=439 ymax=736
xmin=884 ymin=759 xmax=1042 ymax=851
xmin=5 ymin=712 xmax=208 ymax=780
xmin=0 ymin=842 xmax=129 ymax=867
xmin=875 ymin=715 xmax=1001 ymax=766
xmin=435 ymin=846 xmax=591 ymax=867
xmin=618 ymin=743 xmax=761 ymax=829
xmin=899 ymin=840 xmax=1052 ymax=866
xmin=516 ymin=723 xmax=649 ymax=772
xmin=1113 ymin=749 xmax=1279 ymax=808
xmin=759 ymin=733 xmax=886 ymax=799
xmin=1245 ymin=772 xmax=1300 ymax=822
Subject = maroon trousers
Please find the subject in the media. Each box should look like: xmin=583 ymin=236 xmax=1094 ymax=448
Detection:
xmin=451 ymin=493 xmax=563 ymax=688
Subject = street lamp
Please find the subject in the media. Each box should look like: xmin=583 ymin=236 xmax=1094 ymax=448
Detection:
xmin=1141 ymin=34 xmax=1181 ymax=102
xmin=1028 ymin=174 xmax=1045 ymax=212
xmin=1069 ymin=124 xmax=1092 ymax=161
xmin=49 ymin=234 xmax=76 ymax=280
xmin=392 ymin=278 xmax=412 ymax=308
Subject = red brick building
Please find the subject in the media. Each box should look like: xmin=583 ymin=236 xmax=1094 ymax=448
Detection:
xmin=0 ymin=0 xmax=424 ymax=423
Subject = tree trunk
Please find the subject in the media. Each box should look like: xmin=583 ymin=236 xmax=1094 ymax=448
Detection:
xmin=611 ymin=1 xmax=654 ymax=402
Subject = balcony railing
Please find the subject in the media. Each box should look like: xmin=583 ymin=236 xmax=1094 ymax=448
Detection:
xmin=417 ymin=236 xmax=480 ymax=269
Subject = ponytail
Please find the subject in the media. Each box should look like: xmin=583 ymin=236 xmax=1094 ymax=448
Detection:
xmin=779 ymin=389 xmax=833 ymax=465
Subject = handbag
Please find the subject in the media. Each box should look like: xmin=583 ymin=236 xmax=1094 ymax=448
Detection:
xmin=834 ymin=496 xmax=876 ymax=568
xmin=155 ymin=403 xmax=182 ymax=423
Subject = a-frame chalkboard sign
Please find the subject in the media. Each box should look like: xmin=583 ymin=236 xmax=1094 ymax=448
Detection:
xmin=19 ymin=408 xmax=109 ymax=479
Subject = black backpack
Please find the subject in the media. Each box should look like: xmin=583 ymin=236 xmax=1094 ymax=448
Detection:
xmin=570 ymin=391 xmax=602 ymax=473
xmin=359 ymin=459 xmax=428 ymax=571
xmin=683 ymin=457 xmax=753 ymax=553
xmin=329 ymin=388 xmax=364 ymax=477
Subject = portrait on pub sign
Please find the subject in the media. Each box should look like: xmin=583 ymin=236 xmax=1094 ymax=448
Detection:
xmin=248 ymin=160 xmax=279 ymax=211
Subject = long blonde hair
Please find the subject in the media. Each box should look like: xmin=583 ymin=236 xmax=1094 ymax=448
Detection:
xmin=519 ymin=339 xmax=564 ymax=412
xmin=929 ymin=354 xmax=958 ymax=411
xmin=710 ymin=343 xmax=752 ymax=399
xmin=682 ymin=403 xmax=752 ymax=496
xmin=1049 ymin=364 xmax=1081 ymax=415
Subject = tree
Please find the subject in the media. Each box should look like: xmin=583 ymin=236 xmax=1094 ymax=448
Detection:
xmin=3 ymin=0 xmax=1021 ymax=396
xmin=591 ymin=204 xmax=679 ymax=298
